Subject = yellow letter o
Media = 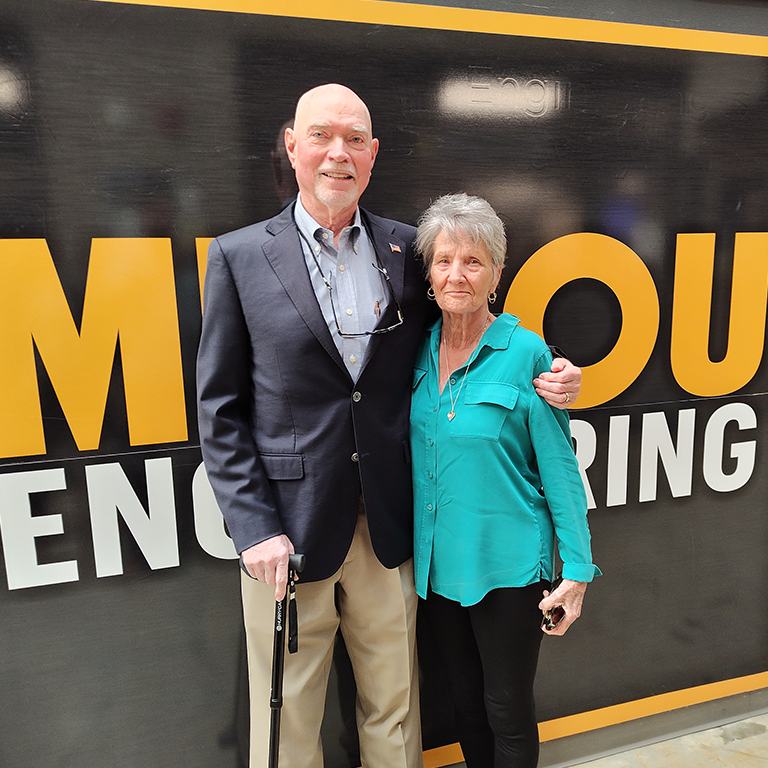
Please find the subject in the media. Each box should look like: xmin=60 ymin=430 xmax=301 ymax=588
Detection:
xmin=504 ymin=233 xmax=659 ymax=408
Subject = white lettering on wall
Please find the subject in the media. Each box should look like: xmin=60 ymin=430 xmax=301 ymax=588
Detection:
xmin=86 ymin=458 xmax=179 ymax=577
xmin=0 ymin=468 xmax=79 ymax=590
xmin=570 ymin=419 xmax=597 ymax=509
xmin=640 ymin=409 xmax=696 ymax=502
xmin=703 ymin=402 xmax=757 ymax=492
xmin=192 ymin=463 xmax=237 ymax=560
xmin=607 ymin=415 xmax=631 ymax=508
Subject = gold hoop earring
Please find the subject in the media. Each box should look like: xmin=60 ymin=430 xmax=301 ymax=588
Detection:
xmin=488 ymin=292 xmax=497 ymax=305
xmin=427 ymin=287 xmax=436 ymax=300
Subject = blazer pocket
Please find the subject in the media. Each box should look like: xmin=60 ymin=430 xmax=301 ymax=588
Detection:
xmin=259 ymin=453 xmax=304 ymax=480
xmin=451 ymin=382 xmax=520 ymax=441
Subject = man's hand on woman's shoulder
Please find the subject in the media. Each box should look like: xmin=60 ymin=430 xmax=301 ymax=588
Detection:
xmin=533 ymin=357 xmax=582 ymax=410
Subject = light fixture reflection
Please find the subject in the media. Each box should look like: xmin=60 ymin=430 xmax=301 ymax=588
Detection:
xmin=439 ymin=74 xmax=567 ymax=121
xmin=0 ymin=64 xmax=28 ymax=115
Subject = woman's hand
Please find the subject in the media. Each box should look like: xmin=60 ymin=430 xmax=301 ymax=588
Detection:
xmin=539 ymin=579 xmax=588 ymax=636
xmin=533 ymin=358 xmax=581 ymax=409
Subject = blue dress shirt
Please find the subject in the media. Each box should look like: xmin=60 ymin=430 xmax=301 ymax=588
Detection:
xmin=294 ymin=195 xmax=389 ymax=380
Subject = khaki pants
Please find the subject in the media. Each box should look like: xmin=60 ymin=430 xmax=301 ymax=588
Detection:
xmin=241 ymin=512 xmax=422 ymax=768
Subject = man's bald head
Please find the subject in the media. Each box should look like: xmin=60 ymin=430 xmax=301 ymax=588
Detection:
xmin=294 ymin=84 xmax=373 ymax=135
xmin=285 ymin=84 xmax=379 ymax=232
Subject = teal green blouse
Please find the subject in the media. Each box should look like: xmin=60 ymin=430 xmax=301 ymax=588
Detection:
xmin=410 ymin=313 xmax=601 ymax=606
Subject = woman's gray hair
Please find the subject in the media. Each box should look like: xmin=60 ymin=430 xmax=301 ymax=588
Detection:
xmin=415 ymin=192 xmax=507 ymax=272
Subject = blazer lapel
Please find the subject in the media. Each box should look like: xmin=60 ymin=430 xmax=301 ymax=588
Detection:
xmin=359 ymin=209 xmax=408 ymax=372
xmin=262 ymin=206 xmax=348 ymax=374
xmin=363 ymin=209 xmax=407 ymax=328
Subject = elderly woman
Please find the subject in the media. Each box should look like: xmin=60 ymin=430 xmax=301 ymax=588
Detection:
xmin=411 ymin=193 xmax=600 ymax=768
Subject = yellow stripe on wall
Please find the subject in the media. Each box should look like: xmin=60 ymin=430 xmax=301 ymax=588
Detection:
xmin=87 ymin=0 xmax=768 ymax=57
xmin=538 ymin=671 xmax=768 ymax=742
xmin=423 ymin=742 xmax=465 ymax=768
xmin=421 ymin=672 xmax=768 ymax=766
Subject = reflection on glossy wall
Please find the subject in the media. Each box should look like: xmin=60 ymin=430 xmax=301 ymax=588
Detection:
xmin=1 ymin=1 xmax=768 ymax=766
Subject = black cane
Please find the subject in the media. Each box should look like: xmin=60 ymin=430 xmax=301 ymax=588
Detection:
xmin=268 ymin=553 xmax=306 ymax=768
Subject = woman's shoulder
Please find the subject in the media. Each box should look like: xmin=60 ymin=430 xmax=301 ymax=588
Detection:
xmin=414 ymin=319 xmax=440 ymax=370
xmin=502 ymin=315 xmax=550 ymax=357
xmin=489 ymin=317 xmax=551 ymax=382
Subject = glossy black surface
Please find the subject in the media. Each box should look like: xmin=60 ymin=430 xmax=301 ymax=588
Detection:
xmin=396 ymin=0 xmax=768 ymax=36
xmin=1 ymin=2 xmax=767 ymax=766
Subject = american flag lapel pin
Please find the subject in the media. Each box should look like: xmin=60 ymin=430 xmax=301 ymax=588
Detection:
xmin=389 ymin=243 xmax=402 ymax=252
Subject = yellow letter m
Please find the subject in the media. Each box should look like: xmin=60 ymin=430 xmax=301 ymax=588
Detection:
xmin=0 ymin=239 xmax=187 ymax=458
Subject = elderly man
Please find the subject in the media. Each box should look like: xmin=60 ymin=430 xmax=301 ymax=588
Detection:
xmin=197 ymin=84 xmax=581 ymax=768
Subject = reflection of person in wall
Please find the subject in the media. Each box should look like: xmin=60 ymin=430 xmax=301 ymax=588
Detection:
xmin=197 ymin=84 xmax=582 ymax=768
xmin=410 ymin=194 xmax=601 ymax=768
xmin=271 ymin=118 xmax=299 ymax=209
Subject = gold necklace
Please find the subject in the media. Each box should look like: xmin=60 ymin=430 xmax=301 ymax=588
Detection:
xmin=441 ymin=316 xmax=491 ymax=421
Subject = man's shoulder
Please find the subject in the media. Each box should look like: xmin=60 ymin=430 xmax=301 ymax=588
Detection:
xmin=214 ymin=206 xmax=294 ymax=249
xmin=360 ymin=208 xmax=416 ymax=240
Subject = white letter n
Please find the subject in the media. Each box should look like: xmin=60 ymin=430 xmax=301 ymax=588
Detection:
xmin=86 ymin=458 xmax=179 ymax=578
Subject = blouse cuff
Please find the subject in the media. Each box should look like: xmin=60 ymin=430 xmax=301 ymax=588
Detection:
xmin=562 ymin=563 xmax=602 ymax=583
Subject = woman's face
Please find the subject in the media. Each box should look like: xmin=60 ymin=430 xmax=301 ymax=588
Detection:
xmin=429 ymin=230 xmax=501 ymax=318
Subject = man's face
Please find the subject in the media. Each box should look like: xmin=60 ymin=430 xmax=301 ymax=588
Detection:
xmin=286 ymin=85 xmax=379 ymax=219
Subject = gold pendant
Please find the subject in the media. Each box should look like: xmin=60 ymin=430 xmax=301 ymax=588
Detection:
xmin=447 ymin=411 xmax=455 ymax=421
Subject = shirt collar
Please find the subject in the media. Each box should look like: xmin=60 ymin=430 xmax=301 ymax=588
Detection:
xmin=294 ymin=193 xmax=362 ymax=247
xmin=428 ymin=312 xmax=521 ymax=352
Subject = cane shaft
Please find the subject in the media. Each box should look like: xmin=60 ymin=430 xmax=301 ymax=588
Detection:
xmin=268 ymin=593 xmax=288 ymax=768
xmin=267 ymin=554 xmax=305 ymax=767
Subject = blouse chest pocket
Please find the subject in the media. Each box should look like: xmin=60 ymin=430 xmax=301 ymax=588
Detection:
xmin=450 ymin=381 xmax=520 ymax=441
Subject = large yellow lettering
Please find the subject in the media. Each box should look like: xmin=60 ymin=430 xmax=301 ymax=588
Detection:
xmin=196 ymin=237 xmax=214 ymax=313
xmin=0 ymin=239 xmax=187 ymax=458
xmin=671 ymin=233 xmax=768 ymax=396
xmin=505 ymin=233 xmax=659 ymax=408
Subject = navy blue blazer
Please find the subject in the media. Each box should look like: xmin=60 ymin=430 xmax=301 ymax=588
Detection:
xmin=197 ymin=204 xmax=432 ymax=582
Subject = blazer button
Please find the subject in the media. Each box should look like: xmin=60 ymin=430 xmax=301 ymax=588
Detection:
xmin=352 ymin=391 xmax=362 ymax=402
xmin=351 ymin=453 xmax=359 ymax=462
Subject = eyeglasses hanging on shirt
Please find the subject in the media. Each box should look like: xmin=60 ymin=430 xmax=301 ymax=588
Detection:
xmin=296 ymin=223 xmax=404 ymax=338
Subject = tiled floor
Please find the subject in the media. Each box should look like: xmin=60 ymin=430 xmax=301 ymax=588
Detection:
xmin=446 ymin=712 xmax=768 ymax=767
xmin=579 ymin=713 xmax=768 ymax=767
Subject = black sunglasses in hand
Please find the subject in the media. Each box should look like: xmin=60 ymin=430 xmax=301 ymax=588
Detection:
xmin=541 ymin=574 xmax=565 ymax=631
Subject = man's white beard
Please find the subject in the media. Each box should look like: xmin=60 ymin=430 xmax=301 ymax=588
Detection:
xmin=314 ymin=173 xmax=359 ymax=211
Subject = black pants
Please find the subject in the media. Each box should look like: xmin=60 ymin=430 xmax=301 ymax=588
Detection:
xmin=422 ymin=583 xmax=546 ymax=768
